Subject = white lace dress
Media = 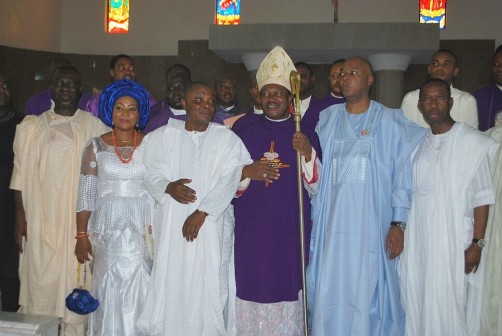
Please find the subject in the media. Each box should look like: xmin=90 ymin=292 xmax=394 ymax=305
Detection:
xmin=77 ymin=137 xmax=153 ymax=336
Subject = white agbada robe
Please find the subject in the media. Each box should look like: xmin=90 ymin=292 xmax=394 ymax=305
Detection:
xmin=398 ymin=123 xmax=498 ymax=336
xmin=481 ymin=125 xmax=502 ymax=336
xmin=10 ymin=110 xmax=108 ymax=329
xmin=137 ymin=119 xmax=251 ymax=336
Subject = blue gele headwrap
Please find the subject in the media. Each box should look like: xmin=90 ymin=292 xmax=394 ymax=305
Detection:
xmin=98 ymin=79 xmax=150 ymax=129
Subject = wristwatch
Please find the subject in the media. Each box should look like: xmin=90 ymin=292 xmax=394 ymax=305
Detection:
xmin=472 ymin=238 xmax=486 ymax=248
xmin=390 ymin=221 xmax=406 ymax=231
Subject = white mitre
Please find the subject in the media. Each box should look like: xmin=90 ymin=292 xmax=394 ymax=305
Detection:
xmin=256 ymin=46 xmax=296 ymax=92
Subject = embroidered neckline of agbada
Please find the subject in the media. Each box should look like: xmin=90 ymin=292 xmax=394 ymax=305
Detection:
xmin=112 ymin=129 xmax=137 ymax=164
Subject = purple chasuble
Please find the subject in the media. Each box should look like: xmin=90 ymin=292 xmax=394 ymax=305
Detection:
xmin=24 ymin=88 xmax=91 ymax=115
xmin=474 ymin=82 xmax=502 ymax=131
xmin=233 ymin=117 xmax=319 ymax=303
xmin=301 ymin=94 xmax=345 ymax=131
xmin=144 ymin=99 xmax=187 ymax=134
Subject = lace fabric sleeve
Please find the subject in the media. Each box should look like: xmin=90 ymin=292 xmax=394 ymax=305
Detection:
xmin=77 ymin=138 xmax=99 ymax=212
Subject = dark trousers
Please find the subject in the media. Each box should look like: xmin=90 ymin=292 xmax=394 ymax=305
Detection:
xmin=0 ymin=278 xmax=20 ymax=312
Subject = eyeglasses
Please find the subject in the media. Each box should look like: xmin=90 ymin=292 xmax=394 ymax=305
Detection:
xmin=419 ymin=95 xmax=449 ymax=104
xmin=54 ymin=80 xmax=80 ymax=88
xmin=115 ymin=65 xmax=135 ymax=72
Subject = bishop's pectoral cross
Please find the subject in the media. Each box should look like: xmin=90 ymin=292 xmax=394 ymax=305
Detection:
xmin=261 ymin=141 xmax=290 ymax=187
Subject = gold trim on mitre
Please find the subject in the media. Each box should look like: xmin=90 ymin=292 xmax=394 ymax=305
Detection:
xmin=256 ymin=46 xmax=296 ymax=92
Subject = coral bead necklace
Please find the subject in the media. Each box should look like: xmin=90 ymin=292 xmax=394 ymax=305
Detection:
xmin=112 ymin=129 xmax=137 ymax=164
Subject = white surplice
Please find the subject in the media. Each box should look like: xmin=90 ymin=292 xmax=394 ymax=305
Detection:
xmin=137 ymin=119 xmax=251 ymax=336
xmin=398 ymin=123 xmax=498 ymax=336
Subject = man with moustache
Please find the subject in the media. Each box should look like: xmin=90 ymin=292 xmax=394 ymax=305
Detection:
xmin=232 ymin=46 xmax=320 ymax=335
xmin=302 ymin=59 xmax=346 ymax=131
xmin=138 ymin=82 xmax=251 ymax=336
xmin=475 ymin=46 xmax=502 ymax=131
xmin=24 ymin=56 xmax=92 ymax=116
xmin=144 ymin=64 xmax=192 ymax=133
xmin=11 ymin=66 xmax=108 ymax=335
xmin=303 ymin=57 xmax=426 ymax=335
xmin=401 ymin=49 xmax=478 ymax=128
xmin=0 ymin=73 xmax=23 ymax=312
xmin=398 ymin=78 xmax=497 ymax=335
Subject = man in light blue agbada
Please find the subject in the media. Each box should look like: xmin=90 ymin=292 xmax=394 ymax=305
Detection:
xmin=303 ymin=57 xmax=426 ymax=335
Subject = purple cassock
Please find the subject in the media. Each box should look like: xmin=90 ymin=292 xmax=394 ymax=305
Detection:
xmin=474 ymin=82 xmax=502 ymax=131
xmin=85 ymin=92 xmax=157 ymax=117
xmin=143 ymin=99 xmax=187 ymax=134
xmin=233 ymin=116 xmax=320 ymax=304
xmin=24 ymin=88 xmax=91 ymax=115
xmin=231 ymin=106 xmax=263 ymax=133
xmin=213 ymin=104 xmax=242 ymax=124
xmin=301 ymin=93 xmax=345 ymax=131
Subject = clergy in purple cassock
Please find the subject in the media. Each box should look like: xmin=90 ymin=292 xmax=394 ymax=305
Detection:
xmin=233 ymin=46 xmax=320 ymax=336
xmin=474 ymin=49 xmax=502 ymax=131
xmin=85 ymin=54 xmax=157 ymax=118
xmin=304 ymin=57 xmax=426 ymax=336
xmin=301 ymin=59 xmax=345 ymax=131
xmin=143 ymin=65 xmax=192 ymax=133
xmin=232 ymin=71 xmax=263 ymax=133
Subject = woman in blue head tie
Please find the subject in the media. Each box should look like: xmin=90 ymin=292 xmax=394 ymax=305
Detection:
xmin=75 ymin=79 xmax=153 ymax=336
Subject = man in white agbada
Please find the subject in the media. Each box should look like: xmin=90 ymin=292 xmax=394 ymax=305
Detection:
xmin=481 ymin=124 xmax=502 ymax=336
xmin=137 ymin=81 xmax=251 ymax=335
xmin=401 ymin=49 xmax=478 ymax=129
xmin=10 ymin=66 xmax=108 ymax=335
xmin=398 ymin=78 xmax=498 ymax=336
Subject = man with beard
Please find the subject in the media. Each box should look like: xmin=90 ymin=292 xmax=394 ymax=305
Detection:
xmin=144 ymin=64 xmax=192 ymax=133
xmin=138 ymin=82 xmax=250 ymax=335
xmin=11 ymin=66 xmax=108 ymax=335
xmin=475 ymin=46 xmax=502 ymax=131
xmin=303 ymin=57 xmax=426 ymax=335
xmin=401 ymin=49 xmax=478 ymax=128
xmin=0 ymin=73 xmax=23 ymax=312
xmin=85 ymin=54 xmax=156 ymax=116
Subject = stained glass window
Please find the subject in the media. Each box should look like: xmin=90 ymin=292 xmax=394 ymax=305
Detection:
xmin=215 ymin=0 xmax=240 ymax=25
xmin=106 ymin=0 xmax=129 ymax=34
xmin=420 ymin=0 xmax=447 ymax=30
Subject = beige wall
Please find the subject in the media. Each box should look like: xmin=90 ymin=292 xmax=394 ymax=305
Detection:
xmin=0 ymin=0 xmax=62 ymax=52
xmin=58 ymin=0 xmax=334 ymax=56
xmin=339 ymin=0 xmax=499 ymax=45
xmin=2 ymin=0 xmax=498 ymax=56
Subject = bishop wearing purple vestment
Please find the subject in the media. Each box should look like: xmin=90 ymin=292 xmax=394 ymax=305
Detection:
xmin=233 ymin=46 xmax=320 ymax=336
